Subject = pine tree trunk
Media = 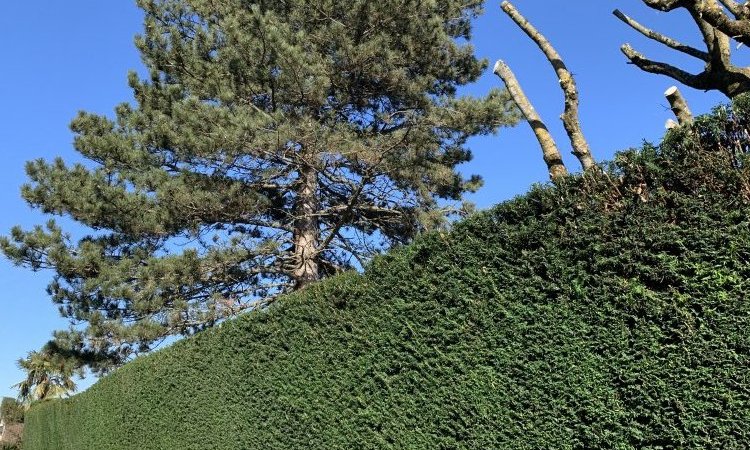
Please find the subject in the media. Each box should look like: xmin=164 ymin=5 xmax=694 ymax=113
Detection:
xmin=292 ymin=164 xmax=320 ymax=289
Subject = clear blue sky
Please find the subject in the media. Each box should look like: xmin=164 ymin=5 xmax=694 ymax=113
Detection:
xmin=0 ymin=1 xmax=731 ymax=398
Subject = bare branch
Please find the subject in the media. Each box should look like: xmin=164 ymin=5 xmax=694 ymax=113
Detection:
xmin=617 ymin=1 xmax=750 ymax=97
xmin=500 ymin=1 xmax=595 ymax=171
xmin=314 ymin=178 xmax=368 ymax=257
xmin=613 ymin=9 xmax=710 ymax=61
xmin=319 ymin=204 xmax=403 ymax=217
xmin=718 ymin=0 xmax=750 ymax=19
xmin=692 ymin=0 xmax=750 ymax=46
xmin=642 ymin=0 xmax=683 ymax=11
xmin=638 ymin=0 xmax=750 ymax=46
xmin=492 ymin=60 xmax=568 ymax=181
xmin=621 ymin=43 xmax=713 ymax=89
xmin=665 ymin=86 xmax=694 ymax=125
xmin=686 ymin=5 xmax=732 ymax=70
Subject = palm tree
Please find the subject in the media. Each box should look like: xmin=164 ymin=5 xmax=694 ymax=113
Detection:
xmin=14 ymin=350 xmax=80 ymax=402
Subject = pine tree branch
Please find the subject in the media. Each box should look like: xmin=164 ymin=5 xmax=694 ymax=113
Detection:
xmin=500 ymin=1 xmax=595 ymax=171
xmin=613 ymin=9 xmax=710 ymax=61
xmin=315 ymin=178 xmax=369 ymax=257
xmin=318 ymin=204 xmax=404 ymax=216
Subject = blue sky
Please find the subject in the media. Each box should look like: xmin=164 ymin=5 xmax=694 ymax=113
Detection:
xmin=0 ymin=1 xmax=732 ymax=398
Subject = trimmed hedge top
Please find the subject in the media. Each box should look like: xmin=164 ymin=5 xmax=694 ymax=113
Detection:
xmin=22 ymin=98 xmax=750 ymax=449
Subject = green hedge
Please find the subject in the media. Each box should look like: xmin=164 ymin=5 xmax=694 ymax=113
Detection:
xmin=23 ymin=100 xmax=750 ymax=449
xmin=1 ymin=398 xmax=23 ymax=425
xmin=1 ymin=397 xmax=24 ymax=450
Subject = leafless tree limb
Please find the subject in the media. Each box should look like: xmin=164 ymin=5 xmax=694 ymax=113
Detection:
xmin=692 ymin=1 xmax=750 ymax=46
xmin=665 ymin=86 xmax=694 ymax=125
xmin=619 ymin=0 xmax=750 ymax=98
xmin=718 ymin=0 xmax=750 ymax=19
xmin=621 ymin=44 xmax=713 ymax=88
xmin=500 ymin=1 xmax=596 ymax=172
xmin=613 ymin=9 xmax=710 ymax=61
xmin=642 ymin=0 xmax=682 ymax=11
xmin=639 ymin=0 xmax=750 ymax=45
xmin=493 ymin=60 xmax=568 ymax=182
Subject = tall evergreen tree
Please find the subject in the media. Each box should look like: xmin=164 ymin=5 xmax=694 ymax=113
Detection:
xmin=1 ymin=0 xmax=518 ymax=372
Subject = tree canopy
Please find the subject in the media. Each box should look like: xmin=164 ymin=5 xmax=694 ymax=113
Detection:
xmin=1 ymin=0 xmax=518 ymax=374
xmin=13 ymin=347 xmax=80 ymax=403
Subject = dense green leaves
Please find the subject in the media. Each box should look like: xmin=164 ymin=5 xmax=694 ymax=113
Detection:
xmin=22 ymin=100 xmax=750 ymax=449
xmin=1 ymin=0 xmax=518 ymax=373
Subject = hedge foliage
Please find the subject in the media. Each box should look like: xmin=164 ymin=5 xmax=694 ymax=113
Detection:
xmin=0 ymin=398 xmax=23 ymax=425
xmin=1 ymin=397 xmax=24 ymax=450
xmin=22 ymin=98 xmax=750 ymax=449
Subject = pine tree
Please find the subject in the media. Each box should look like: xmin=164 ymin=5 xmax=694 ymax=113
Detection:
xmin=1 ymin=0 xmax=518 ymax=372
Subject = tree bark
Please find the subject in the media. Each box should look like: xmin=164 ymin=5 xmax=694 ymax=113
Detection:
xmin=664 ymin=86 xmax=694 ymax=125
xmin=292 ymin=164 xmax=320 ymax=289
xmin=717 ymin=0 xmax=750 ymax=20
xmin=613 ymin=9 xmax=710 ymax=61
xmin=501 ymin=1 xmax=596 ymax=172
xmin=618 ymin=0 xmax=750 ymax=98
xmin=493 ymin=60 xmax=568 ymax=181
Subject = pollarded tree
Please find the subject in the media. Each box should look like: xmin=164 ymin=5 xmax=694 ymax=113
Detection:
xmin=616 ymin=0 xmax=750 ymax=98
xmin=1 ymin=0 xmax=518 ymax=373
xmin=492 ymin=1 xmax=596 ymax=182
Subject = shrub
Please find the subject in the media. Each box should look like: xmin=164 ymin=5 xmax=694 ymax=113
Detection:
xmin=0 ymin=398 xmax=23 ymax=425
xmin=22 ymin=97 xmax=750 ymax=449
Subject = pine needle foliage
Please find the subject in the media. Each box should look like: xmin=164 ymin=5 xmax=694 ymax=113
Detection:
xmin=0 ymin=0 xmax=518 ymax=372
xmin=21 ymin=97 xmax=750 ymax=449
